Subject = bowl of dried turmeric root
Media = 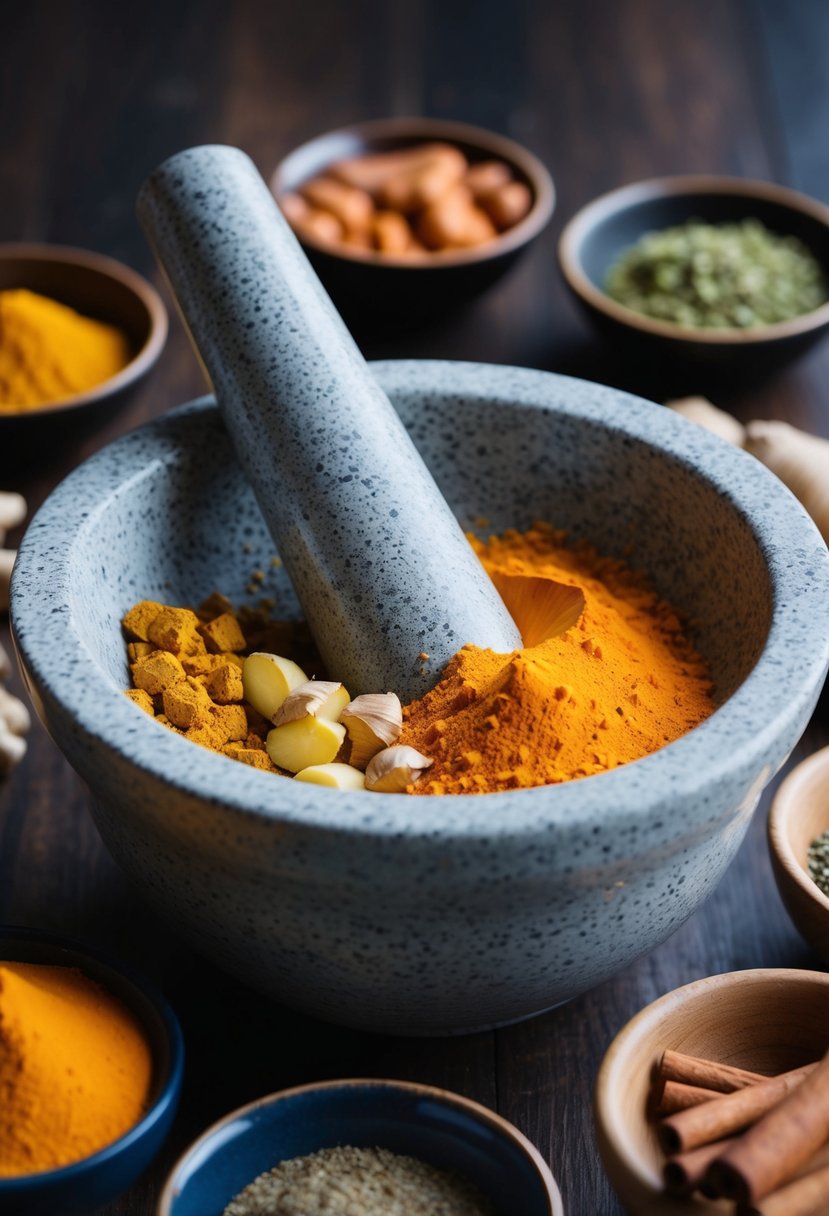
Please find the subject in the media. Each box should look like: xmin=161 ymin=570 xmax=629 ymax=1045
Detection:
xmin=270 ymin=117 xmax=555 ymax=315
xmin=10 ymin=361 xmax=829 ymax=1034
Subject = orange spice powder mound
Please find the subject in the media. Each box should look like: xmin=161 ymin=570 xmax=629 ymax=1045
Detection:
xmin=400 ymin=523 xmax=715 ymax=795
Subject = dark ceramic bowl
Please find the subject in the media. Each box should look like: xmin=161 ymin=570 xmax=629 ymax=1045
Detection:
xmin=0 ymin=926 xmax=184 ymax=1216
xmin=158 ymin=1078 xmax=563 ymax=1216
xmin=270 ymin=117 xmax=555 ymax=317
xmin=558 ymin=176 xmax=829 ymax=383
xmin=0 ymin=243 xmax=167 ymax=426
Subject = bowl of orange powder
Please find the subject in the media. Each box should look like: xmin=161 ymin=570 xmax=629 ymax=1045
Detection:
xmin=0 ymin=924 xmax=183 ymax=1216
xmin=10 ymin=361 xmax=829 ymax=1034
xmin=0 ymin=243 xmax=167 ymax=425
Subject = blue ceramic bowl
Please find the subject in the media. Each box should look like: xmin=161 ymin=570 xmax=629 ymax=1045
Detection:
xmin=558 ymin=176 xmax=829 ymax=383
xmin=0 ymin=926 xmax=184 ymax=1216
xmin=158 ymin=1078 xmax=563 ymax=1216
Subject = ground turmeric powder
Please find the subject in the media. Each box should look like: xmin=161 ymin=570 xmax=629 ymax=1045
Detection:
xmin=400 ymin=523 xmax=714 ymax=793
xmin=0 ymin=288 xmax=130 ymax=411
xmin=0 ymin=962 xmax=152 ymax=1176
xmin=123 ymin=524 xmax=714 ymax=794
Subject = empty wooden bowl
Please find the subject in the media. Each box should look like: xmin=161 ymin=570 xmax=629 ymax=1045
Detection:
xmin=594 ymin=968 xmax=829 ymax=1215
xmin=769 ymin=746 xmax=829 ymax=960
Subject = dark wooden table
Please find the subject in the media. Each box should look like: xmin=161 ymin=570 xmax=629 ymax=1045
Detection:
xmin=2 ymin=2 xmax=829 ymax=1212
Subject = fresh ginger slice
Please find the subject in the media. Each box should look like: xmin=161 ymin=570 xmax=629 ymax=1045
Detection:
xmin=294 ymin=763 xmax=365 ymax=790
xmin=242 ymin=653 xmax=308 ymax=722
xmin=266 ymin=717 xmax=346 ymax=773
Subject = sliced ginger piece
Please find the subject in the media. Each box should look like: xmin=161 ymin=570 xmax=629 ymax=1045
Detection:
xmin=294 ymin=762 xmax=365 ymax=790
xmin=243 ymin=653 xmax=308 ymax=721
xmin=266 ymin=717 xmax=346 ymax=773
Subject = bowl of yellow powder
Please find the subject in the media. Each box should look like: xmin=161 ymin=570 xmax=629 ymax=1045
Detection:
xmin=0 ymin=243 xmax=167 ymax=421
xmin=0 ymin=924 xmax=184 ymax=1216
xmin=10 ymin=361 xmax=829 ymax=1034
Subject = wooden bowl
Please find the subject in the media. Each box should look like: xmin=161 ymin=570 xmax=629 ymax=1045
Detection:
xmin=270 ymin=117 xmax=555 ymax=318
xmin=594 ymin=969 xmax=829 ymax=1215
xmin=769 ymin=747 xmax=829 ymax=959
xmin=558 ymin=176 xmax=829 ymax=385
xmin=0 ymin=243 xmax=167 ymax=423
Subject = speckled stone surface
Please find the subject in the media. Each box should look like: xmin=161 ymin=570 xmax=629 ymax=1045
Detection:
xmin=11 ymin=362 xmax=829 ymax=1034
xmin=137 ymin=146 xmax=519 ymax=699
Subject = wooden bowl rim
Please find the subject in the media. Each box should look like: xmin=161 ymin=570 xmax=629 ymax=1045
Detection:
xmin=558 ymin=174 xmax=829 ymax=345
xmin=270 ymin=115 xmax=556 ymax=270
xmin=768 ymin=745 xmax=829 ymax=914
xmin=0 ymin=242 xmax=168 ymax=419
xmin=594 ymin=967 xmax=829 ymax=1206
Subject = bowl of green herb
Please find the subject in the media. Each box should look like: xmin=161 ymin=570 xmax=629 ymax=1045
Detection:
xmin=558 ymin=176 xmax=829 ymax=383
xmin=768 ymin=746 xmax=829 ymax=961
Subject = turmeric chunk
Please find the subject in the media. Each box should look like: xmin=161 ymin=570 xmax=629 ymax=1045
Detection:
xmin=122 ymin=600 xmax=164 ymax=642
xmin=131 ymin=651 xmax=186 ymax=696
xmin=198 ymin=612 xmax=246 ymax=654
xmin=162 ymin=678 xmax=214 ymax=730
xmin=209 ymin=703 xmax=248 ymax=742
xmin=123 ymin=688 xmax=154 ymax=715
xmin=204 ymin=664 xmax=244 ymax=704
xmin=223 ymin=743 xmax=278 ymax=771
xmin=147 ymin=607 xmax=205 ymax=657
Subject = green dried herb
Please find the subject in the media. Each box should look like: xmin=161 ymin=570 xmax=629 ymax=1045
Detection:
xmin=808 ymin=829 xmax=829 ymax=899
xmin=605 ymin=218 xmax=828 ymax=329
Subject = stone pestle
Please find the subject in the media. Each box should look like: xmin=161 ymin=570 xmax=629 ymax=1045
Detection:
xmin=137 ymin=145 xmax=520 ymax=700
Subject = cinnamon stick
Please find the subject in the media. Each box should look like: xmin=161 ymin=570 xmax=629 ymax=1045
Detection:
xmin=705 ymin=1051 xmax=829 ymax=1204
xmin=651 ymin=1079 xmax=719 ymax=1117
xmin=658 ymin=1049 xmax=767 ymax=1093
xmin=664 ymin=1136 xmax=739 ymax=1195
xmin=739 ymin=1162 xmax=829 ymax=1215
xmin=657 ymin=1063 xmax=817 ymax=1155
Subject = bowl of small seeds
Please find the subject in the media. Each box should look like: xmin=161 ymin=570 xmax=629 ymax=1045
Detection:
xmin=157 ymin=1078 xmax=563 ymax=1216
xmin=768 ymin=746 xmax=829 ymax=960
xmin=558 ymin=176 xmax=829 ymax=382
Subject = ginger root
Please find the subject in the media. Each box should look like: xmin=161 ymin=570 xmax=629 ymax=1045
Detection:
xmin=0 ymin=491 xmax=30 ymax=775
xmin=667 ymin=397 xmax=829 ymax=544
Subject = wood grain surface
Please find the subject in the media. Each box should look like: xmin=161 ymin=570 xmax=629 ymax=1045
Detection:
xmin=1 ymin=2 xmax=828 ymax=1213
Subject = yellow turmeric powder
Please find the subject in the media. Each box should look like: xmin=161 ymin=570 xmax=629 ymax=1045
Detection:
xmin=123 ymin=525 xmax=713 ymax=794
xmin=0 ymin=962 xmax=152 ymax=1176
xmin=0 ymin=289 xmax=130 ymax=411
xmin=400 ymin=523 xmax=714 ymax=794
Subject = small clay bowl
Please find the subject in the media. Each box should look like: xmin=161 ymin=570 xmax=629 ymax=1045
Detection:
xmin=158 ymin=1078 xmax=563 ymax=1216
xmin=270 ymin=117 xmax=555 ymax=317
xmin=558 ymin=176 xmax=829 ymax=384
xmin=594 ymin=968 xmax=829 ymax=1215
xmin=0 ymin=243 xmax=167 ymax=425
xmin=768 ymin=746 xmax=829 ymax=960
xmin=0 ymin=925 xmax=184 ymax=1216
